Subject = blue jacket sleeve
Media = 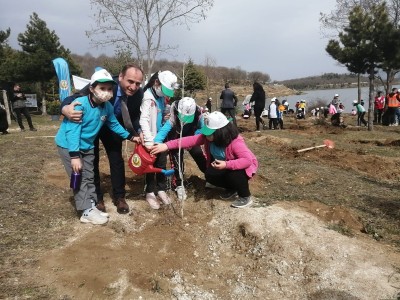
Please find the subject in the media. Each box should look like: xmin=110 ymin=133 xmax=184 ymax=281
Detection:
xmin=104 ymin=102 xmax=132 ymax=140
xmin=195 ymin=115 xmax=204 ymax=135
xmin=154 ymin=121 xmax=172 ymax=143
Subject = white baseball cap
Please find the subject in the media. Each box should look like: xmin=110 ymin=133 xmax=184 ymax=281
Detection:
xmin=158 ymin=71 xmax=178 ymax=97
xmin=200 ymin=111 xmax=229 ymax=136
xmin=353 ymin=100 xmax=358 ymax=103
xmin=90 ymin=69 xmax=116 ymax=85
xmin=177 ymin=97 xmax=196 ymax=123
xmin=271 ymin=97 xmax=276 ymax=102
xmin=334 ymin=94 xmax=339 ymax=97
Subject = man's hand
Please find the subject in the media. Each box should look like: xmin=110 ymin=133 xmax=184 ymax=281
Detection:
xmin=62 ymin=102 xmax=82 ymax=122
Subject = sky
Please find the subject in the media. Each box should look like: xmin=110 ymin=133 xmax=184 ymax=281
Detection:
xmin=1 ymin=0 xmax=348 ymax=81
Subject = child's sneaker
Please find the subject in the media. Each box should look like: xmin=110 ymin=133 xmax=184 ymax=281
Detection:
xmin=220 ymin=189 xmax=238 ymax=200
xmin=146 ymin=192 xmax=160 ymax=209
xmin=158 ymin=191 xmax=172 ymax=205
xmin=80 ymin=208 xmax=108 ymax=225
xmin=92 ymin=206 xmax=109 ymax=218
xmin=231 ymin=196 xmax=253 ymax=208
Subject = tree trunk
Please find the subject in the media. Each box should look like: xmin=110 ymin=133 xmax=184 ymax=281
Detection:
xmin=2 ymin=90 xmax=12 ymax=125
xmin=367 ymin=67 xmax=374 ymax=131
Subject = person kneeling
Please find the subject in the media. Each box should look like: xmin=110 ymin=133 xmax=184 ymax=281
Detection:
xmin=151 ymin=111 xmax=258 ymax=208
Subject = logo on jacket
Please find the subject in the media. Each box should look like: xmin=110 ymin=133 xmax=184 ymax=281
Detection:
xmin=100 ymin=115 xmax=107 ymax=122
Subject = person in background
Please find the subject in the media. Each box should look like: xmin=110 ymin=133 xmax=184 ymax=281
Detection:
xmin=55 ymin=69 xmax=137 ymax=225
xmin=140 ymin=70 xmax=178 ymax=209
xmin=154 ymin=97 xmax=206 ymax=200
xmin=384 ymin=88 xmax=400 ymax=126
xmin=206 ymin=97 xmax=212 ymax=112
xmin=62 ymin=64 xmax=144 ymax=214
xmin=150 ymin=111 xmax=258 ymax=208
xmin=249 ymin=82 xmax=267 ymax=132
xmin=353 ymin=100 xmax=367 ymax=126
xmin=331 ymin=93 xmax=340 ymax=110
xmin=220 ymin=83 xmax=238 ymax=126
xmin=374 ymin=91 xmax=385 ymax=124
xmin=268 ymin=98 xmax=279 ymax=129
xmin=12 ymin=84 xmax=37 ymax=132
xmin=277 ymin=99 xmax=285 ymax=129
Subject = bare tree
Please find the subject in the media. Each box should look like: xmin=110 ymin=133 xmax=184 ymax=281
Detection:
xmin=87 ymin=0 xmax=214 ymax=77
xmin=203 ymin=54 xmax=216 ymax=97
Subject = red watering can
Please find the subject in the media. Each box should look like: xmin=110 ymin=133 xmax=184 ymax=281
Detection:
xmin=128 ymin=143 xmax=174 ymax=176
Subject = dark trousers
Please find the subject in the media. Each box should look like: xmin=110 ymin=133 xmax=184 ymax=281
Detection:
xmin=169 ymin=146 xmax=207 ymax=187
xmin=374 ymin=109 xmax=383 ymax=124
xmin=386 ymin=107 xmax=397 ymax=125
xmin=221 ymin=108 xmax=237 ymax=126
xmin=14 ymin=107 xmax=34 ymax=129
xmin=205 ymin=168 xmax=250 ymax=197
xmin=145 ymin=152 xmax=168 ymax=193
xmin=254 ymin=107 xmax=265 ymax=130
xmin=357 ymin=112 xmax=367 ymax=126
xmin=269 ymin=118 xmax=278 ymax=129
xmin=93 ymin=125 xmax=126 ymax=201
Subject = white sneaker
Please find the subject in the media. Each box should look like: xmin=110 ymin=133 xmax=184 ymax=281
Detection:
xmin=92 ymin=206 xmax=109 ymax=218
xmin=158 ymin=191 xmax=172 ymax=204
xmin=146 ymin=192 xmax=160 ymax=209
xmin=175 ymin=186 xmax=187 ymax=201
xmin=80 ymin=208 xmax=108 ymax=225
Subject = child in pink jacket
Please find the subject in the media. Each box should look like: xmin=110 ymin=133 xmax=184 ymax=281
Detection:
xmin=151 ymin=111 xmax=258 ymax=208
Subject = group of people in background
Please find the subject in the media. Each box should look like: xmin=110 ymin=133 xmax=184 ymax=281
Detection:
xmin=54 ymin=65 xmax=258 ymax=225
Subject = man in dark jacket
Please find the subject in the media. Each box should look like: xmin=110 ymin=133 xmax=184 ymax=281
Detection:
xmin=220 ymin=83 xmax=238 ymax=126
xmin=61 ymin=64 xmax=144 ymax=214
xmin=12 ymin=84 xmax=37 ymax=132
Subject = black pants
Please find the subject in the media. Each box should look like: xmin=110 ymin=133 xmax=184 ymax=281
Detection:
xmin=14 ymin=107 xmax=34 ymax=130
xmin=169 ymin=146 xmax=207 ymax=187
xmin=205 ymin=168 xmax=250 ymax=198
xmin=221 ymin=108 xmax=237 ymax=126
xmin=269 ymin=118 xmax=278 ymax=129
xmin=145 ymin=152 xmax=168 ymax=193
xmin=374 ymin=109 xmax=383 ymax=124
xmin=93 ymin=125 xmax=126 ymax=201
xmin=254 ymin=106 xmax=265 ymax=130
xmin=385 ymin=107 xmax=397 ymax=125
xmin=357 ymin=112 xmax=367 ymax=126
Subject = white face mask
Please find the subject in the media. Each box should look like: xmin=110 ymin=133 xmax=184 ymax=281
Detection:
xmin=93 ymin=89 xmax=113 ymax=102
xmin=154 ymin=86 xmax=164 ymax=97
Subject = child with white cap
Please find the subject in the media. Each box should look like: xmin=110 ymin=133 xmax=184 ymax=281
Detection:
xmin=140 ymin=70 xmax=179 ymax=209
xmin=55 ymin=69 xmax=138 ymax=225
xmin=154 ymin=97 xmax=206 ymax=200
xmin=151 ymin=111 xmax=258 ymax=208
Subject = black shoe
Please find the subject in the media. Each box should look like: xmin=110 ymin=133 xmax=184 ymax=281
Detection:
xmin=20 ymin=128 xmax=26 ymax=132
xmin=231 ymin=196 xmax=253 ymax=208
xmin=30 ymin=127 xmax=37 ymax=131
xmin=220 ymin=189 xmax=238 ymax=200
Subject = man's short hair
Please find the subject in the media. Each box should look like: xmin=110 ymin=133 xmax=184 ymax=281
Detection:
xmin=120 ymin=64 xmax=144 ymax=77
xmin=225 ymin=83 xmax=230 ymax=89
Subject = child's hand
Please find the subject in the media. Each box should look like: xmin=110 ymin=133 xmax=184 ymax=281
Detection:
xmin=211 ymin=159 xmax=226 ymax=170
xmin=71 ymin=158 xmax=82 ymax=173
xmin=150 ymin=144 xmax=168 ymax=155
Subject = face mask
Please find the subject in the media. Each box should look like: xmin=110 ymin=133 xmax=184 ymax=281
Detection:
xmin=93 ymin=89 xmax=113 ymax=102
xmin=154 ymin=86 xmax=164 ymax=97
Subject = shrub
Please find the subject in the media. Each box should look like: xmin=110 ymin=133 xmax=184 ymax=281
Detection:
xmin=46 ymin=100 xmax=61 ymax=115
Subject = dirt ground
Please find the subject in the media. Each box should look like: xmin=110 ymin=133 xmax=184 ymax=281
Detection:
xmin=1 ymin=114 xmax=400 ymax=299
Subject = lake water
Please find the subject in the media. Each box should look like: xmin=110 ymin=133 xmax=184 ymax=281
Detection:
xmin=280 ymin=85 xmax=397 ymax=113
